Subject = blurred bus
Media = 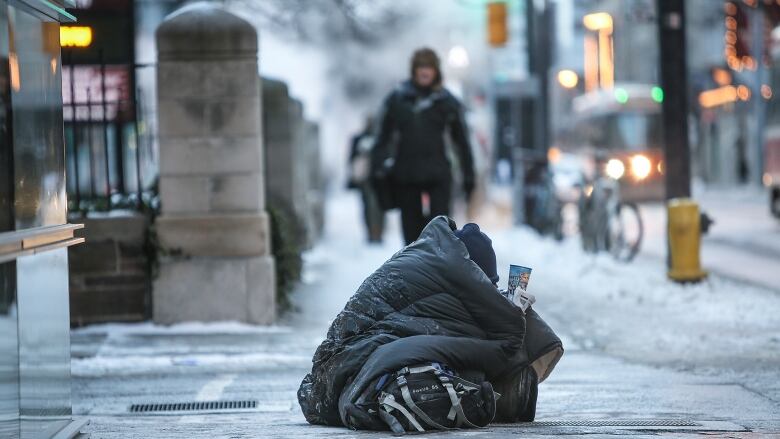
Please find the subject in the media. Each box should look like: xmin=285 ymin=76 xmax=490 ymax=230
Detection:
xmin=564 ymin=84 xmax=665 ymax=202
xmin=766 ymin=28 xmax=780 ymax=219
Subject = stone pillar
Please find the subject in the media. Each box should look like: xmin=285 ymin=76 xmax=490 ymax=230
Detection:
xmin=262 ymin=78 xmax=310 ymax=247
xmin=262 ymin=79 xmax=294 ymax=216
xmin=153 ymin=3 xmax=275 ymax=324
xmin=303 ymin=120 xmax=324 ymax=242
xmin=289 ymin=99 xmax=313 ymax=247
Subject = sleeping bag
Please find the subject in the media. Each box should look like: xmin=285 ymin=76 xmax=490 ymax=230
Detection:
xmin=297 ymin=216 xmax=563 ymax=430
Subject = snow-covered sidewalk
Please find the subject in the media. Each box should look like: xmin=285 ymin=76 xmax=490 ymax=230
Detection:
xmin=70 ymin=190 xmax=780 ymax=437
xmin=489 ymin=224 xmax=780 ymax=403
xmin=640 ymin=186 xmax=780 ymax=292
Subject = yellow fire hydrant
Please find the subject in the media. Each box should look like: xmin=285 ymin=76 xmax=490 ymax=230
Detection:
xmin=667 ymin=198 xmax=710 ymax=282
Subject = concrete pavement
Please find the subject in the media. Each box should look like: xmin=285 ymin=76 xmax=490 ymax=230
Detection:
xmin=71 ymin=192 xmax=780 ymax=438
xmin=71 ymin=325 xmax=773 ymax=438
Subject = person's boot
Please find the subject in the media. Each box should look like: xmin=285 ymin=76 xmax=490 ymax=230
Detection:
xmin=492 ymin=366 xmax=538 ymax=422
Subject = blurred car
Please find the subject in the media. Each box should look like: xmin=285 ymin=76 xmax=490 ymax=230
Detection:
xmin=563 ymin=84 xmax=665 ymax=202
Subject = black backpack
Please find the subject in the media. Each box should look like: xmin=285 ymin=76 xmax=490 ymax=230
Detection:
xmin=349 ymin=363 xmax=499 ymax=435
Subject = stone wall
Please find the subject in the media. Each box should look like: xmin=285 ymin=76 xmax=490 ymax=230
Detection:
xmin=68 ymin=214 xmax=150 ymax=326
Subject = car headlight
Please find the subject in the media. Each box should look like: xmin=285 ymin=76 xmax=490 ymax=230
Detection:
xmin=605 ymin=158 xmax=625 ymax=180
xmin=630 ymin=154 xmax=652 ymax=180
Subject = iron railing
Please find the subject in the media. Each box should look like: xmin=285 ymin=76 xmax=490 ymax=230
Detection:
xmin=63 ymin=50 xmax=157 ymax=214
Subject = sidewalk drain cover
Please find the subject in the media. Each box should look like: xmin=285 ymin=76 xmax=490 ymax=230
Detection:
xmin=532 ymin=419 xmax=699 ymax=427
xmin=129 ymin=400 xmax=257 ymax=413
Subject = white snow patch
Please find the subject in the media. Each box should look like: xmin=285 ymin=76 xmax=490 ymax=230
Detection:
xmin=195 ymin=374 xmax=237 ymax=401
xmin=73 ymin=321 xmax=293 ymax=337
xmin=72 ymin=352 xmax=311 ymax=377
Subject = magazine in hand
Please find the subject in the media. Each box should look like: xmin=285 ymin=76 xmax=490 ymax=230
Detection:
xmin=505 ymin=264 xmax=535 ymax=313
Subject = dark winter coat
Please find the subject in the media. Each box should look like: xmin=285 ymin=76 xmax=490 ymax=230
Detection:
xmin=297 ymin=216 xmax=563 ymax=428
xmin=371 ymin=81 xmax=475 ymax=186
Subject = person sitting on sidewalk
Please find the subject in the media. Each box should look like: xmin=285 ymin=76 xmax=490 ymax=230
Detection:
xmin=297 ymin=216 xmax=563 ymax=432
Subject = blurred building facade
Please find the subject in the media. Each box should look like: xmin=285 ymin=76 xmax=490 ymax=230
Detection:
xmin=546 ymin=0 xmax=780 ymax=189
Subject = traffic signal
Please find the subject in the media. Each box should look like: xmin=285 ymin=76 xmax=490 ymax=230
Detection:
xmin=487 ymin=2 xmax=508 ymax=47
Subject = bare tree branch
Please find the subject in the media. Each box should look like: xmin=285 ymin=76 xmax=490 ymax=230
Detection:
xmin=228 ymin=0 xmax=409 ymax=46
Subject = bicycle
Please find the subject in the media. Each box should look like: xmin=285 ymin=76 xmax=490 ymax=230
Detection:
xmin=578 ymin=165 xmax=643 ymax=262
xmin=519 ymin=153 xmax=563 ymax=241
xmin=526 ymin=168 xmax=563 ymax=240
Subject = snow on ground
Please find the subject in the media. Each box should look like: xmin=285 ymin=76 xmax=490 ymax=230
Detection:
xmin=641 ymin=185 xmax=780 ymax=292
xmin=74 ymin=321 xmax=294 ymax=336
xmin=479 ymin=189 xmax=780 ymax=405
xmin=492 ymin=225 xmax=780 ymax=359
xmin=72 ymin=352 xmax=312 ymax=378
xmin=71 ymin=189 xmax=780 ymax=393
xmin=70 ymin=189 xmax=780 ymax=437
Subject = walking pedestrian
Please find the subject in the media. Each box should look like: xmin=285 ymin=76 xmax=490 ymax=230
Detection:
xmin=348 ymin=117 xmax=385 ymax=243
xmin=371 ymin=47 xmax=476 ymax=245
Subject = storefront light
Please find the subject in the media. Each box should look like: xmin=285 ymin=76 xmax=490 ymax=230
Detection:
xmin=761 ymin=84 xmax=772 ymax=99
xmin=583 ymin=12 xmax=613 ymax=31
xmin=60 ymin=26 xmax=93 ymax=48
xmin=651 ymin=86 xmax=664 ymax=103
xmin=557 ymin=70 xmax=579 ymax=89
xmin=548 ymin=146 xmax=562 ymax=164
xmin=699 ymin=85 xmax=738 ymax=108
xmin=447 ymin=45 xmax=470 ymax=69
xmin=614 ymin=88 xmax=628 ymax=104
xmin=9 ymin=53 xmax=19 ymax=91
xmin=712 ymin=68 xmax=732 ymax=86
xmin=737 ymin=84 xmax=751 ymax=101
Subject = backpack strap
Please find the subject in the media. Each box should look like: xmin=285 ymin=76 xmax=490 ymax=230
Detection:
xmin=379 ymin=393 xmax=425 ymax=433
xmin=396 ymin=375 xmax=454 ymax=431
xmin=434 ymin=371 xmax=484 ymax=429
xmin=378 ymin=406 xmax=407 ymax=436
xmin=399 ymin=364 xmax=439 ymax=375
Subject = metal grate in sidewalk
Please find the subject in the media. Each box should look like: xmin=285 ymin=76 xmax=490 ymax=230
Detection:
xmin=129 ymin=400 xmax=257 ymax=413
xmin=531 ymin=419 xmax=699 ymax=427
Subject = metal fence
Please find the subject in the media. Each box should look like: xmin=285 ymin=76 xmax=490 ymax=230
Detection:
xmin=63 ymin=51 xmax=157 ymax=214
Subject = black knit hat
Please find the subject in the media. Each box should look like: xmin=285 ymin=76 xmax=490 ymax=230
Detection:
xmin=455 ymin=223 xmax=499 ymax=284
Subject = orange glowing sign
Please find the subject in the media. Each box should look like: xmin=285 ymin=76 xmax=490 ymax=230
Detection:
xmin=699 ymin=86 xmax=738 ymax=108
xmin=583 ymin=12 xmax=613 ymax=32
xmin=60 ymin=26 xmax=93 ymax=48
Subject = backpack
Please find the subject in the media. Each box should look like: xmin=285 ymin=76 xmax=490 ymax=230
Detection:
xmin=350 ymin=363 xmax=499 ymax=435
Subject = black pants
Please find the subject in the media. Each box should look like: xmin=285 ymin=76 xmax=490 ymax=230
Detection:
xmin=395 ymin=180 xmax=451 ymax=245
xmin=359 ymin=183 xmax=385 ymax=242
